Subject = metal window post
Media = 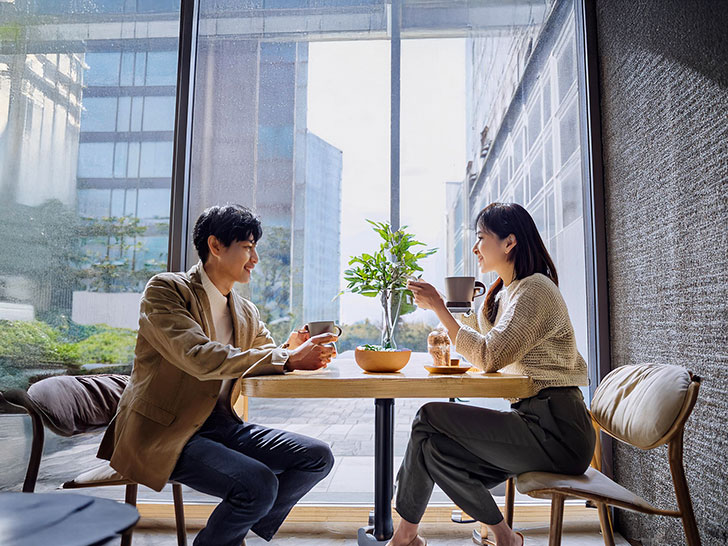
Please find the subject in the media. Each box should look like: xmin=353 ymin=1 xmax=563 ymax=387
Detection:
xmin=575 ymin=0 xmax=613 ymax=477
xmin=361 ymin=1 xmax=402 ymax=543
xmin=168 ymin=0 xmax=200 ymax=272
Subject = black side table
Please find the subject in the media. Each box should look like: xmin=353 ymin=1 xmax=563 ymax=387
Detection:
xmin=0 ymin=492 xmax=139 ymax=546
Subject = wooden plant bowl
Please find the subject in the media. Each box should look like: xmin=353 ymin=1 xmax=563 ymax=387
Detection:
xmin=354 ymin=347 xmax=412 ymax=373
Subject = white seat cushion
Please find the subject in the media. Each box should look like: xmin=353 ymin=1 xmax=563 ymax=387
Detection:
xmin=591 ymin=364 xmax=691 ymax=449
xmin=62 ymin=461 xmax=133 ymax=489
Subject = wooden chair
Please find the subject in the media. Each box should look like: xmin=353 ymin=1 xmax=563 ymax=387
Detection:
xmin=509 ymin=364 xmax=701 ymax=546
xmin=0 ymin=374 xmax=188 ymax=546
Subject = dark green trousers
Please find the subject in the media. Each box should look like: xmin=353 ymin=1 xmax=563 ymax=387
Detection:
xmin=394 ymin=387 xmax=595 ymax=525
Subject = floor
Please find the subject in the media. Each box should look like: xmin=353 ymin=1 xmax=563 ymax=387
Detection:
xmin=127 ymin=520 xmax=630 ymax=545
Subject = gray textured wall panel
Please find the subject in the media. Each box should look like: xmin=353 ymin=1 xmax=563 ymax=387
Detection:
xmin=595 ymin=1 xmax=728 ymax=545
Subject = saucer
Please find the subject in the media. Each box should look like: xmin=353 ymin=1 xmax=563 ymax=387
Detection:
xmin=424 ymin=364 xmax=472 ymax=374
xmin=445 ymin=303 xmax=473 ymax=314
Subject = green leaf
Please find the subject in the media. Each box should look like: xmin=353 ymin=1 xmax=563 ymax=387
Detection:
xmin=341 ymin=220 xmax=438 ymax=316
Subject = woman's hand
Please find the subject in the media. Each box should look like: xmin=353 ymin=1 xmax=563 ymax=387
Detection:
xmin=407 ymin=279 xmax=461 ymax=344
xmin=284 ymin=326 xmax=310 ymax=350
xmin=407 ymin=280 xmax=446 ymax=312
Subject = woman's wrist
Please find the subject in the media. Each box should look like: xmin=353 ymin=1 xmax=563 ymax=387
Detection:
xmin=433 ymin=302 xmax=461 ymax=343
xmin=431 ymin=301 xmax=447 ymax=324
xmin=432 ymin=297 xmax=448 ymax=316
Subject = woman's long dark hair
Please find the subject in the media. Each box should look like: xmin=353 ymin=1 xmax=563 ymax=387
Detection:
xmin=476 ymin=202 xmax=558 ymax=324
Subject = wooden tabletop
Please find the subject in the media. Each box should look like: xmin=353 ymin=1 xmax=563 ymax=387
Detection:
xmin=241 ymin=352 xmax=532 ymax=399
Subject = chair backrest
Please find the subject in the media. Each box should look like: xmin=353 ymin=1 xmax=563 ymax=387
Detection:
xmin=23 ymin=374 xmax=129 ymax=436
xmin=591 ymin=364 xmax=699 ymax=450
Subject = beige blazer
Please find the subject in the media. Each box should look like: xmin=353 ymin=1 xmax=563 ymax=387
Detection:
xmin=97 ymin=262 xmax=288 ymax=491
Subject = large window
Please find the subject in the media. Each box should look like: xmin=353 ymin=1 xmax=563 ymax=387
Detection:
xmin=179 ymin=0 xmax=590 ymax=509
xmin=0 ymin=0 xmax=180 ymax=490
xmin=2 ymin=0 xmax=596 ymax=513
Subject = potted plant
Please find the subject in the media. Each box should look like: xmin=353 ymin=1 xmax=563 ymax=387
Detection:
xmin=340 ymin=220 xmax=437 ymax=371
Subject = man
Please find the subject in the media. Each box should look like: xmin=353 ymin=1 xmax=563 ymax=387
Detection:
xmin=98 ymin=204 xmax=337 ymax=545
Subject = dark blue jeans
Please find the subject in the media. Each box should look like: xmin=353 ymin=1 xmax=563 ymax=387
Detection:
xmin=169 ymin=408 xmax=334 ymax=546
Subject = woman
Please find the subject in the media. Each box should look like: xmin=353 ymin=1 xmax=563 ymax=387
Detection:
xmin=388 ymin=203 xmax=594 ymax=546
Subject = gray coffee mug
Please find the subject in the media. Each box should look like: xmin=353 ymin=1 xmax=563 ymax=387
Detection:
xmin=306 ymin=320 xmax=343 ymax=337
xmin=444 ymin=276 xmax=486 ymax=307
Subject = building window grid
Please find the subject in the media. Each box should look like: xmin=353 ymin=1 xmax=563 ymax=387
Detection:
xmin=484 ymin=26 xmax=579 ymax=242
xmin=81 ymin=55 xmax=176 ymax=175
xmin=79 ymin=47 xmax=175 ymax=269
xmin=551 ymin=100 xmax=579 ymax=235
xmin=84 ymin=50 xmax=178 ymax=89
xmin=472 ymin=14 xmax=581 ymax=284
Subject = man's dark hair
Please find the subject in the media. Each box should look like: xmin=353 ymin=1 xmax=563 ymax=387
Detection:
xmin=193 ymin=204 xmax=263 ymax=263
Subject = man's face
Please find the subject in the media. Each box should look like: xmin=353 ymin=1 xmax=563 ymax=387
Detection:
xmin=215 ymin=234 xmax=258 ymax=285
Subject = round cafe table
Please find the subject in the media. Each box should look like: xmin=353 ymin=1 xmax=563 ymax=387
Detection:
xmin=0 ymin=491 xmax=139 ymax=546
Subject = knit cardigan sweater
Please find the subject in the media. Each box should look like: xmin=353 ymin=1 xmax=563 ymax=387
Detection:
xmin=455 ymin=273 xmax=588 ymax=400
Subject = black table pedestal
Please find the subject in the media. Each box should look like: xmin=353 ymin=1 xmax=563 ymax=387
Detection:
xmin=358 ymin=398 xmax=395 ymax=545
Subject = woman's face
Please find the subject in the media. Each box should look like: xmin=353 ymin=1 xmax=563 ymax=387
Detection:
xmin=472 ymin=227 xmax=511 ymax=274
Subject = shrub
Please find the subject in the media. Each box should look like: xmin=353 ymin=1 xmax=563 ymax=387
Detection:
xmin=395 ymin=321 xmax=433 ymax=353
xmin=0 ymin=365 xmax=33 ymax=391
xmin=75 ymin=329 xmax=136 ymax=365
xmin=0 ymin=320 xmax=136 ymax=369
xmin=0 ymin=320 xmax=137 ymax=391
xmin=0 ymin=320 xmax=76 ymax=366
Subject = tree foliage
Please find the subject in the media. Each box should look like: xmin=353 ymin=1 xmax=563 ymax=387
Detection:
xmin=77 ymin=216 xmax=167 ymax=293
xmin=245 ymin=225 xmax=293 ymax=344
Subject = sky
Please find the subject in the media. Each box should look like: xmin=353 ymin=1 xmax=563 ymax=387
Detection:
xmin=306 ymin=38 xmax=467 ymax=325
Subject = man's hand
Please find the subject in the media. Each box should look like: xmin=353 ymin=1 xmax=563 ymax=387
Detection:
xmin=286 ymin=333 xmax=338 ymax=371
xmin=284 ymin=326 xmax=310 ymax=350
